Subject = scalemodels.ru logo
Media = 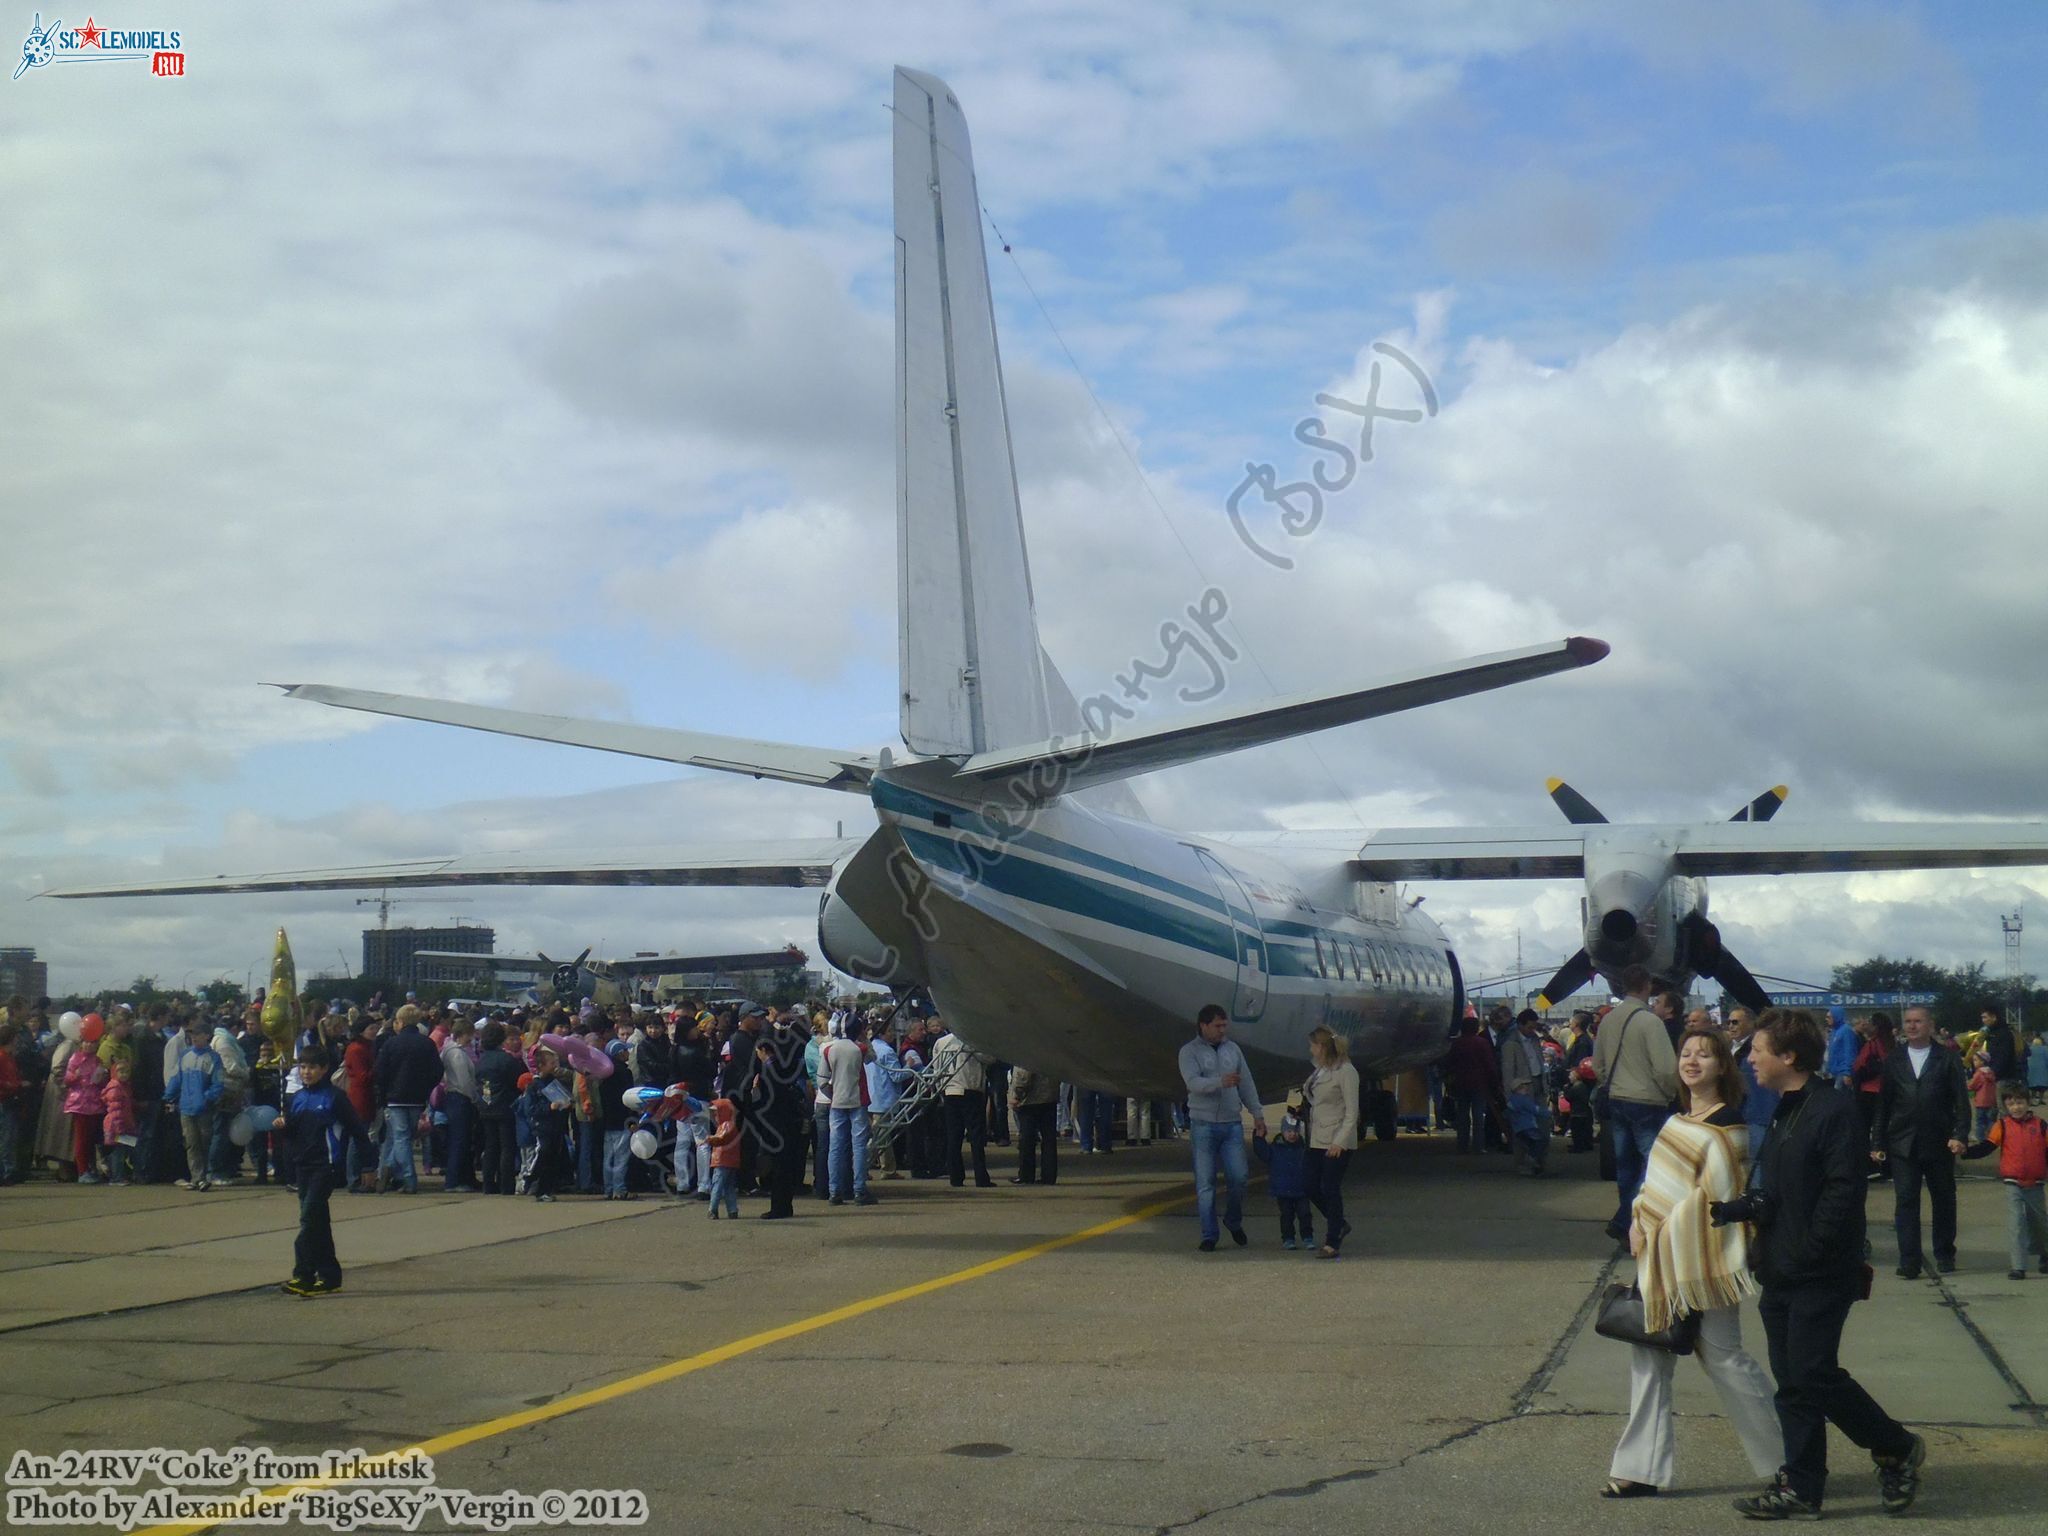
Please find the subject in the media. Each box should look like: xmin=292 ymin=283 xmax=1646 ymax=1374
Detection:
xmin=14 ymin=12 xmax=185 ymax=79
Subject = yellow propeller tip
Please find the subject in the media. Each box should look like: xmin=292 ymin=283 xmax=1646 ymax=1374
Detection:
xmin=1544 ymin=777 xmax=1564 ymax=794
xmin=1771 ymin=785 xmax=1789 ymax=799
xmin=1533 ymin=995 xmax=1552 ymax=1011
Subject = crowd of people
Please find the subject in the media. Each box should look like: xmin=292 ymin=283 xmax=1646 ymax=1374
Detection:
xmin=6 ymin=974 xmax=2044 ymax=1516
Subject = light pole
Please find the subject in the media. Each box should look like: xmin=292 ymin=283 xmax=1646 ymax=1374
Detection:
xmin=2002 ymin=907 xmax=2024 ymax=1032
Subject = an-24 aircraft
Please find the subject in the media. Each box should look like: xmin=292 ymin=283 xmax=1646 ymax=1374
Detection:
xmin=53 ymin=70 xmax=2048 ymax=1125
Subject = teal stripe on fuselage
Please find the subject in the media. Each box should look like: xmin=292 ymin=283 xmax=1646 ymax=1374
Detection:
xmin=898 ymin=826 xmax=1238 ymax=963
xmin=873 ymin=778 xmax=1228 ymax=920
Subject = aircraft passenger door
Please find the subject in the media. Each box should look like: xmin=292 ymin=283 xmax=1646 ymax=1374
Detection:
xmin=1195 ymin=849 xmax=1269 ymax=1023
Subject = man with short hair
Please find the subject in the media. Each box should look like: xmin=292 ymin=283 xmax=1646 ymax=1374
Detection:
xmin=1503 ymin=1010 xmax=1552 ymax=1177
xmin=1871 ymin=1005 xmax=1970 ymax=1278
xmin=931 ymin=1020 xmax=993 ymax=1189
xmin=1649 ymin=986 xmax=1685 ymax=1049
xmin=1178 ymin=1004 xmax=1262 ymax=1252
xmin=1978 ymin=1004 xmax=2018 ymax=1085
xmin=1716 ymin=1008 xmax=1926 ymax=1519
xmin=1594 ymin=965 xmax=1678 ymax=1243
xmin=1728 ymin=1006 xmax=1778 ymax=1160
xmin=1008 ymin=1064 xmax=1060 ymax=1186
xmin=163 ymin=1014 xmax=224 ymax=1192
xmin=373 ymin=1004 xmax=441 ymax=1194
xmin=439 ymin=1017 xmax=478 ymax=1192
xmin=821 ymin=1022 xmax=876 ymax=1205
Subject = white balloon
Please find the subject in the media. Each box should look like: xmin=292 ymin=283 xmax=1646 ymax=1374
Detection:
xmin=58 ymin=1011 xmax=83 ymax=1041
xmin=246 ymin=1105 xmax=280 ymax=1133
xmin=621 ymin=1086 xmax=662 ymax=1111
xmin=227 ymin=1110 xmax=255 ymax=1147
xmin=628 ymin=1129 xmax=659 ymax=1161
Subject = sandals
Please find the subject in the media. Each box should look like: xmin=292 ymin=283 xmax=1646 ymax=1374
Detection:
xmin=1600 ymin=1479 xmax=1657 ymax=1499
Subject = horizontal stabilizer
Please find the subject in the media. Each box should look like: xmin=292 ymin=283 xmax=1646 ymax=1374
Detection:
xmin=959 ymin=637 xmax=1608 ymax=794
xmin=277 ymin=684 xmax=877 ymax=793
xmin=1337 ymin=820 xmax=2048 ymax=881
xmin=42 ymin=839 xmax=867 ymax=899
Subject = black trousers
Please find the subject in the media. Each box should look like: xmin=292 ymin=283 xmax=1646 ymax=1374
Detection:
xmin=945 ymin=1095 xmax=990 ymax=1185
xmin=1308 ymin=1148 xmax=1351 ymax=1251
xmin=911 ymin=1100 xmax=945 ymax=1176
xmin=1277 ymin=1194 xmax=1314 ymax=1242
xmin=1892 ymin=1151 xmax=1958 ymax=1267
xmin=479 ymin=1116 xmax=517 ymax=1194
xmin=1015 ymin=1103 xmax=1058 ymax=1185
xmin=294 ymin=1166 xmax=341 ymax=1285
xmin=531 ymin=1121 xmax=568 ymax=1198
xmin=1759 ymin=1280 xmax=1911 ymax=1505
xmin=762 ymin=1120 xmax=803 ymax=1215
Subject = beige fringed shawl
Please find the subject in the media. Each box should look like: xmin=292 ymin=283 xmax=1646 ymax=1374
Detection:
xmin=1633 ymin=1113 xmax=1757 ymax=1333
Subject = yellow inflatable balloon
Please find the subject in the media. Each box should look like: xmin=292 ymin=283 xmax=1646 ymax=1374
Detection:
xmin=261 ymin=927 xmax=302 ymax=1062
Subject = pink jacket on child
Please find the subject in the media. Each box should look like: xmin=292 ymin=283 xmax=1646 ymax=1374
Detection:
xmin=101 ymin=1077 xmax=136 ymax=1140
xmin=63 ymin=1048 xmax=107 ymax=1117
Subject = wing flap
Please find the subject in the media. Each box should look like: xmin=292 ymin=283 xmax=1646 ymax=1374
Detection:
xmin=279 ymin=684 xmax=877 ymax=792
xmin=42 ymin=839 xmax=867 ymax=899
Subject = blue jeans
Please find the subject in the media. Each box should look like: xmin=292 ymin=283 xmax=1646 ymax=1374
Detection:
xmin=673 ymin=1114 xmax=703 ymax=1194
xmin=1191 ymin=1119 xmax=1249 ymax=1243
xmin=707 ymin=1166 xmax=738 ymax=1215
xmin=381 ymin=1106 xmax=419 ymax=1192
xmin=575 ymin=1123 xmax=596 ymax=1192
xmin=1608 ymin=1100 xmax=1670 ymax=1231
xmin=830 ymin=1105 xmax=870 ymax=1199
xmin=443 ymin=1094 xmax=474 ymax=1190
xmin=603 ymin=1127 xmax=631 ymax=1195
xmin=1079 ymin=1090 xmax=1117 ymax=1152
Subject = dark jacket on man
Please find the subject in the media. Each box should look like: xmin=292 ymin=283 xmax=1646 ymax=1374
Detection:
xmin=374 ymin=1025 xmax=443 ymax=1108
xmin=1981 ymin=1022 xmax=2018 ymax=1084
xmin=633 ymin=1031 xmax=677 ymax=1089
xmin=1871 ymin=1043 xmax=1971 ymax=1161
xmin=474 ymin=1047 xmax=523 ymax=1121
xmin=1749 ymin=1082 xmax=1868 ymax=1291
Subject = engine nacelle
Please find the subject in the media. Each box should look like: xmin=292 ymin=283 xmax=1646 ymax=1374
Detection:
xmin=1582 ymin=835 xmax=1679 ymax=971
xmin=818 ymin=890 xmax=913 ymax=983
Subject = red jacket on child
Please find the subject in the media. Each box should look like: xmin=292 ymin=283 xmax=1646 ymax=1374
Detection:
xmin=1967 ymin=1113 xmax=2047 ymax=1188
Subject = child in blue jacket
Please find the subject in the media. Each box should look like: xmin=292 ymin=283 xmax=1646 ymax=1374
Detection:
xmin=1252 ymin=1111 xmax=1315 ymax=1250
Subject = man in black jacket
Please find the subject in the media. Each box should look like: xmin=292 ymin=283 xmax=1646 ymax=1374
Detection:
xmin=1977 ymin=1004 xmax=2017 ymax=1086
xmin=1871 ymin=1005 xmax=1971 ymax=1278
xmin=372 ymin=1005 xmax=441 ymax=1194
xmin=1714 ymin=1009 xmax=1924 ymax=1519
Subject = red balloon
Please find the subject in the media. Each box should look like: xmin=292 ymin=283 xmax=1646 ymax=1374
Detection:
xmin=80 ymin=1019 xmax=105 ymax=1044
xmin=83 ymin=1012 xmax=104 ymax=1029
xmin=517 ymin=1073 xmax=533 ymax=1091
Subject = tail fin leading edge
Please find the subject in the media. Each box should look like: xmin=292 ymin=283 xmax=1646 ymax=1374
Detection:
xmin=894 ymin=66 xmax=1051 ymax=760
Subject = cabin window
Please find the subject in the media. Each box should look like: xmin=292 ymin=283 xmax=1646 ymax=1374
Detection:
xmin=1312 ymin=935 xmax=1326 ymax=979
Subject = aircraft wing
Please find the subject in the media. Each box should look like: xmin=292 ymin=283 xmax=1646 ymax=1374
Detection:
xmin=600 ymin=948 xmax=808 ymax=977
xmin=276 ymin=684 xmax=878 ymax=792
xmin=1293 ymin=820 xmax=2048 ymax=881
xmin=958 ymin=638 xmax=1608 ymax=793
xmin=41 ymin=839 xmax=866 ymax=899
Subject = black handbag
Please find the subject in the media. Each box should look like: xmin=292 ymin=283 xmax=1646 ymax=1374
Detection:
xmin=1593 ymin=1282 xmax=1701 ymax=1355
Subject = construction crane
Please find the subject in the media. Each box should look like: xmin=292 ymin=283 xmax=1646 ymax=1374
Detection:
xmin=355 ymin=891 xmax=473 ymax=931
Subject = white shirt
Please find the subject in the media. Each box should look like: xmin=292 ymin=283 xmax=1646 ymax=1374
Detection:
xmin=1907 ymin=1043 xmax=1932 ymax=1078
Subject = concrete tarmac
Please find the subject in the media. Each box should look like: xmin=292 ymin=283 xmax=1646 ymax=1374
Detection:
xmin=1 ymin=1137 xmax=2041 ymax=1535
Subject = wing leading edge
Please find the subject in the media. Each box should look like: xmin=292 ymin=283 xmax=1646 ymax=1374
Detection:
xmin=276 ymin=684 xmax=878 ymax=792
xmin=1246 ymin=821 xmax=2048 ymax=881
xmin=41 ymin=838 xmax=867 ymax=899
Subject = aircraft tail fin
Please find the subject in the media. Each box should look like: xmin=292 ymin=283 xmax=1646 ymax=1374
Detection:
xmin=894 ymin=66 xmax=1052 ymax=759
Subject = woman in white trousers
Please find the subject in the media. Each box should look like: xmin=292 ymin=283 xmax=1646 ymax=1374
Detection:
xmin=1604 ymin=1026 xmax=1783 ymax=1498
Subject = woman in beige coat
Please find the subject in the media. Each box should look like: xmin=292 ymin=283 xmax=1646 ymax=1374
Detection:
xmin=1304 ymin=1026 xmax=1360 ymax=1259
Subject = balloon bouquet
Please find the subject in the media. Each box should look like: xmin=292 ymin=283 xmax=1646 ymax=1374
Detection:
xmin=532 ymin=1028 xmax=706 ymax=1176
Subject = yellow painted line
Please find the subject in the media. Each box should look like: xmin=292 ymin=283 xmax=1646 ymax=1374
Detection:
xmin=139 ymin=1187 xmax=1191 ymax=1536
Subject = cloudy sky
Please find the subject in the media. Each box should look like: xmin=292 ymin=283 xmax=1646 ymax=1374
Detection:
xmin=5 ymin=1 xmax=2047 ymax=999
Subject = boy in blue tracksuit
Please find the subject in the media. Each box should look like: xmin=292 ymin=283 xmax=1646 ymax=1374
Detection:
xmin=163 ymin=1016 xmax=224 ymax=1191
xmin=281 ymin=1047 xmax=374 ymax=1296
xmin=1252 ymin=1111 xmax=1315 ymax=1250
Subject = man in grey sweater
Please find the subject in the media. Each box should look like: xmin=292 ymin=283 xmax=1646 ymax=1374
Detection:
xmin=1178 ymin=1004 xmax=1263 ymax=1252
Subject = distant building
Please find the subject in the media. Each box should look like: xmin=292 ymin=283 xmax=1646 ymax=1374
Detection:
xmin=364 ymin=925 xmax=494 ymax=990
xmin=0 ymin=947 xmax=49 ymax=1001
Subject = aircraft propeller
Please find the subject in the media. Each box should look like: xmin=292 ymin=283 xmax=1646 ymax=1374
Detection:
xmin=1529 ymin=781 xmax=1782 ymax=1014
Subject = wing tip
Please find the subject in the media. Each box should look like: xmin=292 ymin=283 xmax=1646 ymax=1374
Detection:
xmin=1564 ymin=635 xmax=1610 ymax=665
